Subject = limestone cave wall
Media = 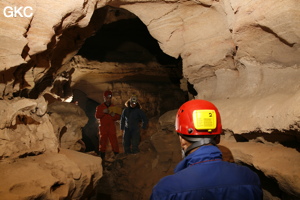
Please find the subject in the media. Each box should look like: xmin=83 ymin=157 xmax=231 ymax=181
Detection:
xmin=0 ymin=0 xmax=300 ymax=199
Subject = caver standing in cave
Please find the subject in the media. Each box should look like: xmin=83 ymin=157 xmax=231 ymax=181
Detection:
xmin=120 ymin=95 xmax=148 ymax=154
xmin=95 ymin=90 xmax=121 ymax=160
xmin=150 ymin=99 xmax=263 ymax=200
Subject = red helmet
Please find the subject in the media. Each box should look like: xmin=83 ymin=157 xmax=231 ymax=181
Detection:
xmin=103 ymin=90 xmax=112 ymax=98
xmin=175 ymin=99 xmax=222 ymax=136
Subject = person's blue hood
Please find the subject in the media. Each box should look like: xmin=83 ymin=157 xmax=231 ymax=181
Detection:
xmin=174 ymin=145 xmax=222 ymax=173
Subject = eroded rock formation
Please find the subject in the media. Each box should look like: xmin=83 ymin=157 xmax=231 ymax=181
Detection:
xmin=0 ymin=0 xmax=300 ymax=199
xmin=0 ymin=96 xmax=102 ymax=199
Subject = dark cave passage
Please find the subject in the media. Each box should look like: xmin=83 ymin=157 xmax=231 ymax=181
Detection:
xmin=72 ymin=6 xmax=189 ymax=155
xmin=71 ymin=7 xmax=188 ymax=200
xmin=77 ymin=6 xmax=179 ymax=65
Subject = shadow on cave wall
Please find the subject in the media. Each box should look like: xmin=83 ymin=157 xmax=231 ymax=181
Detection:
xmin=234 ymin=129 xmax=300 ymax=152
xmin=72 ymin=89 xmax=99 ymax=154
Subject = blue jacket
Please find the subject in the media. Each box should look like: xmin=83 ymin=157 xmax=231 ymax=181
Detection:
xmin=150 ymin=145 xmax=262 ymax=200
xmin=120 ymin=106 xmax=148 ymax=130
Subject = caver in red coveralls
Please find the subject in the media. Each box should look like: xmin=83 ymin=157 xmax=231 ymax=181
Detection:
xmin=95 ymin=91 xmax=120 ymax=159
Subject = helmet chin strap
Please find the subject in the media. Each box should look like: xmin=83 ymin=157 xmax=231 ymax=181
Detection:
xmin=183 ymin=137 xmax=216 ymax=157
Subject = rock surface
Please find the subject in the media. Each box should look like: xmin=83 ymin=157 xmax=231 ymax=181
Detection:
xmin=0 ymin=97 xmax=102 ymax=199
xmin=0 ymin=97 xmax=58 ymax=159
xmin=0 ymin=0 xmax=300 ymax=199
xmin=48 ymin=101 xmax=88 ymax=151
xmin=0 ymin=148 xmax=102 ymax=200
xmin=221 ymin=132 xmax=300 ymax=199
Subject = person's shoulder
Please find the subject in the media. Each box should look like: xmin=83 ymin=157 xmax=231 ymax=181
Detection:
xmin=137 ymin=107 xmax=144 ymax=112
xmin=224 ymin=161 xmax=254 ymax=172
xmin=96 ymin=103 xmax=103 ymax=108
xmin=221 ymin=161 xmax=260 ymax=181
xmin=122 ymin=107 xmax=129 ymax=113
xmin=155 ymin=173 xmax=182 ymax=191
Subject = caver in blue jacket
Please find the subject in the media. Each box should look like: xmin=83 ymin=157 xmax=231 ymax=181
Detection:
xmin=150 ymin=145 xmax=262 ymax=200
xmin=120 ymin=101 xmax=148 ymax=153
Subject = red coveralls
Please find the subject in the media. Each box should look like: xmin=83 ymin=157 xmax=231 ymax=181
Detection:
xmin=95 ymin=103 xmax=120 ymax=153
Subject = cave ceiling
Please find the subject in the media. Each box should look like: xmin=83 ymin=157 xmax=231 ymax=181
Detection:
xmin=78 ymin=7 xmax=179 ymax=65
xmin=69 ymin=6 xmax=183 ymax=103
xmin=0 ymin=0 xmax=300 ymax=133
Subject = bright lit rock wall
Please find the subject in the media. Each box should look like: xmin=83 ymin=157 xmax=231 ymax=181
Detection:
xmin=1 ymin=0 xmax=299 ymax=133
xmin=1 ymin=0 xmax=300 ymax=199
xmin=122 ymin=0 xmax=300 ymax=134
xmin=0 ymin=97 xmax=58 ymax=158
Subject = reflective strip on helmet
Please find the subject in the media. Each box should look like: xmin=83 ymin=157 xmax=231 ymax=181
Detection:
xmin=193 ymin=110 xmax=217 ymax=131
